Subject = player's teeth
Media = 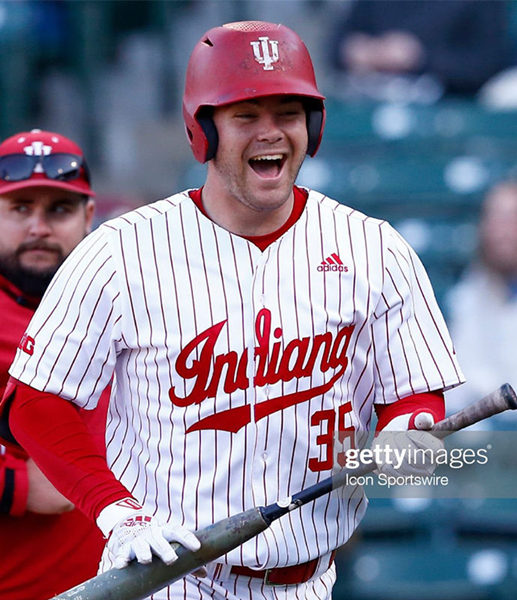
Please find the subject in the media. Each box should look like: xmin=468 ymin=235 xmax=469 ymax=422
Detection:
xmin=252 ymin=155 xmax=283 ymax=161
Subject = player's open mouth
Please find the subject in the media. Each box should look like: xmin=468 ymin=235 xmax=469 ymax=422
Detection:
xmin=248 ymin=154 xmax=286 ymax=178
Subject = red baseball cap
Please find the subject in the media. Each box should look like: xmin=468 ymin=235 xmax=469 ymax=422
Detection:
xmin=0 ymin=129 xmax=95 ymax=197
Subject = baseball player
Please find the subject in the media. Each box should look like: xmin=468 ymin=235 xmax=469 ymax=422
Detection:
xmin=0 ymin=129 xmax=109 ymax=599
xmin=0 ymin=22 xmax=463 ymax=599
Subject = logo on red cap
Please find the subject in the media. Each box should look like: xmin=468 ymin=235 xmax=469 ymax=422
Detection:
xmin=22 ymin=140 xmax=52 ymax=156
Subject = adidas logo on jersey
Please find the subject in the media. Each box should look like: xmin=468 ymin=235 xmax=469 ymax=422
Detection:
xmin=318 ymin=253 xmax=348 ymax=272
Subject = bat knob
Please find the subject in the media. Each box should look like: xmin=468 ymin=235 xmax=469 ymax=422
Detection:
xmin=501 ymin=383 xmax=517 ymax=410
xmin=412 ymin=411 xmax=435 ymax=430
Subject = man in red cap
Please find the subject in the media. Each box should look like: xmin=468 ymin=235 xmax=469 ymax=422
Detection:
xmin=0 ymin=129 xmax=106 ymax=599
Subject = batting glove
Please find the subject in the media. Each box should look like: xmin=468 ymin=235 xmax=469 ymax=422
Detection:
xmin=98 ymin=499 xmax=201 ymax=569
xmin=372 ymin=410 xmax=444 ymax=477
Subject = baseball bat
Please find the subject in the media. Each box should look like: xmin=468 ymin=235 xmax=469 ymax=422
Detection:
xmin=50 ymin=383 xmax=517 ymax=600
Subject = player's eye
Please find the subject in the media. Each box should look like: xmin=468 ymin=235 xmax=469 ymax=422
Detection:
xmin=279 ymin=111 xmax=301 ymax=120
xmin=235 ymin=112 xmax=257 ymax=120
xmin=52 ymin=204 xmax=69 ymax=213
xmin=279 ymin=104 xmax=304 ymax=117
xmin=11 ymin=203 xmax=31 ymax=214
xmin=49 ymin=202 xmax=77 ymax=216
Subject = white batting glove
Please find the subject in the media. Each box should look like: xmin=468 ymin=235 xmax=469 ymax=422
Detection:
xmin=372 ymin=410 xmax=444 ymax=477
xmin=98 ymin=499 xmax=201 ymax=569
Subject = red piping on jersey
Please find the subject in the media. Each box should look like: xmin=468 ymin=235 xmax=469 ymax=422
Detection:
xmin=189 ymin=186 xmax=308 ymax=250
xmin=374 ymin=391 xmax=445 ymax=431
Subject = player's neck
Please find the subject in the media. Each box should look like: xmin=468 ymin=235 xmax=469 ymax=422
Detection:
xmin=201 ymin=177 xmax=295 ymax=237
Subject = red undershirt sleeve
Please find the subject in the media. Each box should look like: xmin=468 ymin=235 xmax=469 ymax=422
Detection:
xmin=375 ymin=391 xmax=445 ymax=431
xmin=7 ymin=379 xmax=132 ymax=521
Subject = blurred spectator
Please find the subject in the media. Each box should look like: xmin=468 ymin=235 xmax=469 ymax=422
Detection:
xmin=329 ymin=0 xmax=513 ymax=103
xmin=445 ymin=181 xmax=517 ymax=423
xmin=0 ymin=129 xmax=108 ymax=599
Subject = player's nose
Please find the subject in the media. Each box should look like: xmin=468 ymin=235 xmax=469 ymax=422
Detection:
xmin=256 ymin=113 xmax=284 ymax=144
xmin=27 ymin=211 xmax=53 ymax=237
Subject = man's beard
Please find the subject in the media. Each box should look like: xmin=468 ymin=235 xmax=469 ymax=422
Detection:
xmin=0 ymin=242 xmax=65 ymax=298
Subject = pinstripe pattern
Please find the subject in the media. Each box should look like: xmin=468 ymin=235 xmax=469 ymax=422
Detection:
xmin=161 ymin=565 xmax=337 ymax=600
xmin=138 ymin=562 xmax=336 ymax=600
xmin=9 ymin=189 xmax=463 ymax=597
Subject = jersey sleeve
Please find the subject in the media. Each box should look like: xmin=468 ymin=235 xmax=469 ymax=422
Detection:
xmin=371 ymin=223 xmax=464 ymax=405
xmin=8 ymin=226 xmax=122 ymax=409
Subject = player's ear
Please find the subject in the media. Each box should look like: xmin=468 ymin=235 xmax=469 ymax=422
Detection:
xmin=84 ymin=198 xmax=96 ymax=234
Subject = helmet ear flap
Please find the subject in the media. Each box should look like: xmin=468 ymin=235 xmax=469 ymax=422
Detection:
xmin=197 ymin=109 xmax=219 ymax=162
xmin=306 ymin=103 xmax=324 ymax=157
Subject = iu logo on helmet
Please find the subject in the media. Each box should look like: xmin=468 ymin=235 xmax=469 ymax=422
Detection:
xmin=250 ymin=36 xmax=279 ymax=70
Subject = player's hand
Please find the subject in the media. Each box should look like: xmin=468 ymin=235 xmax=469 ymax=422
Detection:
xmin=107 ymin=511 xmax=201 ymax=569
xmin=372 ymin=411 xmax=444 ymax=477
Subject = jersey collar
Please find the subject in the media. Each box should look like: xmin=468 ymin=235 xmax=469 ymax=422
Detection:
xmin=188 ymin=186 xmax=308 ymax=251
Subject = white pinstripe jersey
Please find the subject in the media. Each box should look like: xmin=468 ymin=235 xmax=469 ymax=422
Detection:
xmin=9 ymin=188 xmax=463 ymax=568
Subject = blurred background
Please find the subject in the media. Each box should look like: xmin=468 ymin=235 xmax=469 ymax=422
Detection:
xmin=3 ymin=0 xmax=517 ymax=597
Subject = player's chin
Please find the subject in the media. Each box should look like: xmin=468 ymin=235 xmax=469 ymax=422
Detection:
xmin=247 ymin=189 xmax=293 ymax=214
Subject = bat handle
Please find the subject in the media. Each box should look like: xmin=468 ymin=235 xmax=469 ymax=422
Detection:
xmin=431 ymin=383 xmax=517 ymax=439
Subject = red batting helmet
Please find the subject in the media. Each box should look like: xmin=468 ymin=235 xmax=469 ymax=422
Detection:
xmin=183 ymin=20 xmax=326 ymax=163
xmin=0 ymin=129 xmax=94 ymax=197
